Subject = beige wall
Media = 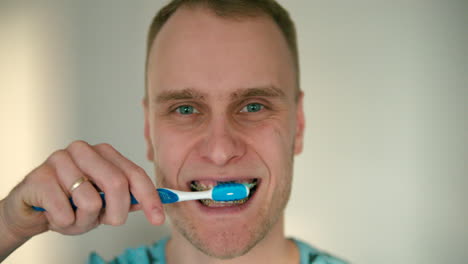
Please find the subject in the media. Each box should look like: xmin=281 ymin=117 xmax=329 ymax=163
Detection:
xmin=1 ymin=1 xmax=466 ymax=263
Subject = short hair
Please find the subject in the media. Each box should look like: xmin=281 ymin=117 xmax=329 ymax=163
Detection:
xmin=144 ymin=0 xmax=299 ymax=102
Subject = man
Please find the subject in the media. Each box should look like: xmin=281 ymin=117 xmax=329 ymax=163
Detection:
xmin=0 ymin=1 xmax=347 ymax=263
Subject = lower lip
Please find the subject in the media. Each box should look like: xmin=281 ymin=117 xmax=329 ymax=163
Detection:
xmin=193 ymin=183 xmax=259 ymax=215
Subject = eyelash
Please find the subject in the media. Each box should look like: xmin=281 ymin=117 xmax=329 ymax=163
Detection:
xmin=174 ymin=105 xmax=198 ymax=115
xmin=169 ymin=100 xmax=270 ymax=115
xmin=240 ymin=102 xmax=265 ymax=113
xmin=239 ymin=99 xmax=271 ymax=113
xmin=169 ymin=103 xmax=198 ymax=114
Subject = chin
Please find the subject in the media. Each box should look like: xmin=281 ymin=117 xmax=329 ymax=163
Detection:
xmin=176 ymin=217 xmax=265 ymax=259
xmin=167 ymin=198 xmax=276 ymax=259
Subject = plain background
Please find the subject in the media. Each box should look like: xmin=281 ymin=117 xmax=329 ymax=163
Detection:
xmin=1 ymin=0 xmax=467 ymax=263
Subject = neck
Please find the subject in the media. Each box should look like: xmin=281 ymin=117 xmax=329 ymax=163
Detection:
xmin=166 ymin=215 xmax=299 ymax=264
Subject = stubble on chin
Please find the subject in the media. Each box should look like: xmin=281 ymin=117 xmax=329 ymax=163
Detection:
xmin=153 ymin=145 xmax=295 ymax=259
xmin=164 ymin=176 xmax=292 ymax=259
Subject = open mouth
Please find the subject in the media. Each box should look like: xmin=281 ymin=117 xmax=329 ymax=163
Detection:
xmin=190 ymin=178 xmax=259 ymax=207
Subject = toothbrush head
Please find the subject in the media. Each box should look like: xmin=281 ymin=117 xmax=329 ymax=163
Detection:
xmin=212 ymin=183 xmax=250 ymax=201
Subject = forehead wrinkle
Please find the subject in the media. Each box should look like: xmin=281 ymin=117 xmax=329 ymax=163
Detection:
xmin=230 ymin=86 xmax=286 ymax=101
xmin=154 ymin=88 xmax=207 ymax=103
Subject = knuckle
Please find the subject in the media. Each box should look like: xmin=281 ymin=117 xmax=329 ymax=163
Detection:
xmin=132 ymin=166 xmax=148 ymax=180
xmin=105 ymin=217 xmax=127 ymax=226
xmin=60 ymin=215 xmax=75 ymax=228
xmin=67 ymin=140 xmax=90 ymax=154
xmin=108 ymin=176 xmax=128 ymax=191
xmin=53 ymin=210 xmax=75 ymax=228
xmin=79 ymin=197 xmax=102 ymax=213
xmin=37 ymin=163 xmax=56 ymax=179
xmin=95 ymin=143 xmax=114 ymax=153
xmin=26 ymin=163 xmax=56 ymax=188
xmin=47 ymin=149 xmax=69 ymax=165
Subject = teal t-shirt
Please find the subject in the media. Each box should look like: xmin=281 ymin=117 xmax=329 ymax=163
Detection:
xmin=88 ymin=237 xmax=347 ymax=264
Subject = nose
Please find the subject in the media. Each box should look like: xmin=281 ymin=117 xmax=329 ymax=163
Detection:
xmin=197 ymin=117 xmax=245 ymax=166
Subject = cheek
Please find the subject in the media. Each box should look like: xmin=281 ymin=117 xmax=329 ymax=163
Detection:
xmin=248 ymin=119 xmax=294 ymax=157
xmin=152 ymin=124 xmax=198 ymax=183
xmin=246 ymin=120 xmax=295 ymax=178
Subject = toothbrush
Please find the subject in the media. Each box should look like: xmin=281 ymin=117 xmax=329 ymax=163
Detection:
xmin=31 ymin=183 xmax=250 ymax=212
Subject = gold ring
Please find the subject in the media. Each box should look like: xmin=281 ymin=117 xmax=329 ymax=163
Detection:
xmin=69 ymin=176 xmax=88 ymax=193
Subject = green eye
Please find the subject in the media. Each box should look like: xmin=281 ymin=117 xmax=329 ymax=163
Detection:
xmin=241 ymin=103 xmax=264 ymax=113
xmin=176 ymin=105 xmax=198 ymax=115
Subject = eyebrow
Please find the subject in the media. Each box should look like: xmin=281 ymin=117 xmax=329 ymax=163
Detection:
xmin=155 ymin=88 xmax=206 ymax=103
xmin=230 ymin=86 xmax=286 ymax=100
xmin=154 ymin=85 xmax=286 ymax=104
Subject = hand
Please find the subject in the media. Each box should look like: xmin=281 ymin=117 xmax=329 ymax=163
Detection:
xmin=0 ymin=140 xmax=164 ymax=242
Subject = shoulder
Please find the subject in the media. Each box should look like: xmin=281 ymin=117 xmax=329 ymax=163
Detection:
xmin=87 ymin=237 xmax=168 ymax=264
xmin=292 ymin=238 xmax=349 ymax=264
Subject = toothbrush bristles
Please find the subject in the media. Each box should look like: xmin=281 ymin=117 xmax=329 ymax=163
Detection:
xmin=243 ymin=183 xmax=254 ymax=189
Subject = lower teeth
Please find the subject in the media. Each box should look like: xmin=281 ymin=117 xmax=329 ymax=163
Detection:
xmin=200 ymin=197 xmax=249 ymax=207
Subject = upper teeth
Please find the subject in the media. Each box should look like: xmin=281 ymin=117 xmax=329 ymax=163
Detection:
xmin=190 ymin=179 xmax=257 ymax=192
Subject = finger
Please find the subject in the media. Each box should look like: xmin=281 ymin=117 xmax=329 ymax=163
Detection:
xmin=129 ymin=204 xmax=143 ymax=212
xmin=19 ymin=164 xmax=74 ymax=234
xmin=72 ymin=183 xmax=102 ymax=228
xmin=66 ymin=140 xmax=130 ymax=226
xmin=47 ymin=149 xmax=103 ymax=229
xmin=93 ymin=143 xmax=164 ymax=225
xmin=34 ymin=174 xmax=75 ymax=230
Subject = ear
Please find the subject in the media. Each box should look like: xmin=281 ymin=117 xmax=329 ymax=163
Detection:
xmin=294 ymin=92 xmax=305 ymax=155
xmin=142 ymin=99 xmax=154 ymax=161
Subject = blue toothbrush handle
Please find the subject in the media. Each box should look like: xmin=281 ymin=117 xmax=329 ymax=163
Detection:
xmin=31 ymin=189 xmax=175 ymax=212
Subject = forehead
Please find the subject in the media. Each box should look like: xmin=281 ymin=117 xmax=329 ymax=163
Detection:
xmin=147 ymin=6 xmax=296 ymax=101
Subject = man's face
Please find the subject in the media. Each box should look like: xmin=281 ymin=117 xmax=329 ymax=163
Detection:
xmin=144 ymin=6 xmax=304 ymax=258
